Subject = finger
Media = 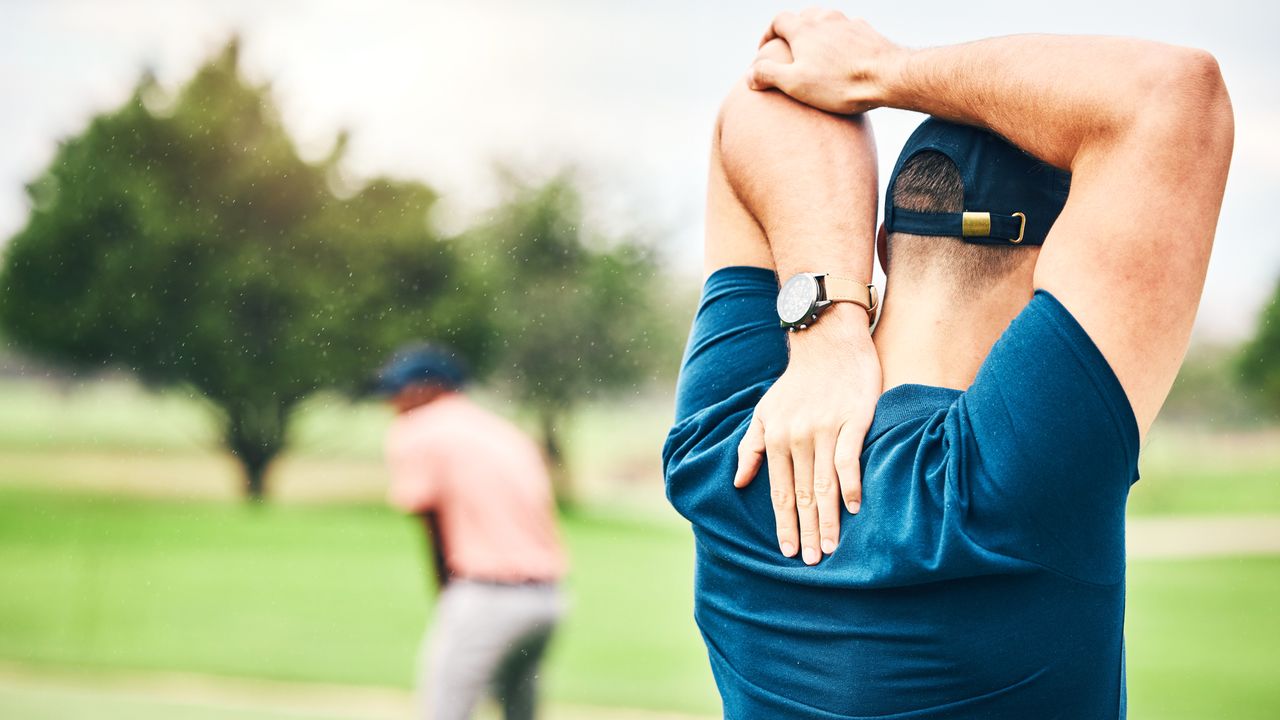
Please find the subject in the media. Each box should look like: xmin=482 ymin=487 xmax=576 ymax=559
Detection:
xmin=758 ymin=10 xmax=797 ymax=47
xmin=835 ymin=422 xmax=865 ymax=514
xmin=734 ymin=417 xmax=766 ymax=488
xmin=757 ymin=37 xmax=793 ymax=63
xmin=765 ymin=431 xmax=798 ymax=558
xmin=771 ymin=11 xmax=799 ymax=42
xmin=813 ymin=429 xmax=841 ymax=555
xmin=747 ymin=58 xmax=793 ymax=92
xmin=789 ymin=431 xmax=820 ymax=565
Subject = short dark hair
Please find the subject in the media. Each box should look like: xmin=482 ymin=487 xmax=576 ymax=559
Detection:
xmin=886 ymin=151 xmax=1033 ymax=288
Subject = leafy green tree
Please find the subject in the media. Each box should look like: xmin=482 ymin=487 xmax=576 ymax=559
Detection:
xmin=469 ymin=173 xmax=675 ymax=506
xmin=1239 ymin=274 xmax=1280 ymax=419
xmin=0 ymin=40 xmax=486 ymax=499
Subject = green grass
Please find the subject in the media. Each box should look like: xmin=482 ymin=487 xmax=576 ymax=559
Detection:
xmin=1126 ymin=557 xmax=1280 ymax=719
xmin=3 ymin=378 xmax=1278 ymax=515
xmin=0 ymin=487 xmax=717 ymax=714
xmin=0 ymin=380 xmax=217 ymax=454
xmin=1128 ymin=426 xmax=1280 ymax=515
xmin=0 ymin=379 xmax=676 ymax=463
xmin=1 ymin=486 xmax=1278 ymax=718
xmin=0 ymin=379 xmax=678 ymax=510
xmin=0 ymin=685 xmax=339 ymax=720
xmin=0 ymin=378 xmax=1278 ymax=717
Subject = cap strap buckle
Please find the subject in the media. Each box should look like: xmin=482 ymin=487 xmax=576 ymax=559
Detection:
xmin=1009 ymin=212 xmax=1027 ymax=244
xmin=961 ymin=212 xmax=991 ymax=237
xmin=888 ymin=208 xmax=1034 ymax=245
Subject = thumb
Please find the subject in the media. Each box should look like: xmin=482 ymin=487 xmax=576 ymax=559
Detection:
xmin=734 ymin=416 xmax=766 ymax=488
xmin=748 ymin=59 xmax=794 ymax=92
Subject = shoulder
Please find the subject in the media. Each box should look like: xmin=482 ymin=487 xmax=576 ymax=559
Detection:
xmin=971 ymin=290 xmax=1138 ymax=464
xmin=387 ymin=404 xmax=455 ymax=454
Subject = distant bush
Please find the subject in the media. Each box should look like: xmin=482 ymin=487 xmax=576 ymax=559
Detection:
xmin=1161 ymin=343 xmax=1267 ymax=427
xmin=1239 ymin=273 xmax=1280 ymax=423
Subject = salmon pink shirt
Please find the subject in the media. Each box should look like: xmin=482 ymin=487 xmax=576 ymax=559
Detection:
xmin=385 ymin=393 xmax=567 ymax=583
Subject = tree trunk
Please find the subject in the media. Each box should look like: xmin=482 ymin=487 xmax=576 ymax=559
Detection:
xmin=539 ymin=410 xmax=575 ymax=511
xmin=242 ymin=455 xmax=272 ymax=502
xmin=224 ymin=400 xmax=287 ymax=503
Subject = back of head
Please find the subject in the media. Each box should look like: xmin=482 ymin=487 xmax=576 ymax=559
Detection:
xmin=372 ymin=342 xmax=469 ymax=396
xmin=886 ymin=151 xmax=1032 ymax=291
xmin=883 ymin=118 xmax=1071 ymax=297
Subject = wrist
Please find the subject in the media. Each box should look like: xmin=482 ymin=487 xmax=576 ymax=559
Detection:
xmin=871 ymin=45 xmax=916 ymax=110
xmin=788 ymin=303 xmax=875 ymax=360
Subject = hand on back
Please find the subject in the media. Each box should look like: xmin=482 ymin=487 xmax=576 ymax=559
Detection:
xmin=735 ymin=306 xmax=881 ymax=565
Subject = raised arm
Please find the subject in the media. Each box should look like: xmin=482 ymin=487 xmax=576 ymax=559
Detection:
xmin=707 ymin=39 xmax=882 ymax=565
xmin=751 ymin=11 xmax=1234 ymax=441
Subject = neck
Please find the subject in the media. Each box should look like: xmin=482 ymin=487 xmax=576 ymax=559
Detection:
xmin=873 ymin=275 xmax=1033 ymax=392
xmin=394 ymin=387 xmax=456 ymax=415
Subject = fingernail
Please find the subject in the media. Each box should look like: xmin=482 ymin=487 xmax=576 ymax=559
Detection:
xmin=847 ymin=501 xmax=861 ymax=514
xmin=781 ymin=541 xmax=797 ymax=557
xmin=802 ymin=546 xmax=818 ymax=564
xmin=821 ymin=538 xmax=836 ymax=554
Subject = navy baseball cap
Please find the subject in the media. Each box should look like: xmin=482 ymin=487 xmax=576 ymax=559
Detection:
xmin=369 ymin=343 xmax=468 ymax=396
xmin=885 ymin=118 xmax=1071 ymax=246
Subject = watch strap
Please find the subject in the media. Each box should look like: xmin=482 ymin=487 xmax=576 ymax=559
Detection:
xmin=822 ymin=275 xmax=878 ymax=316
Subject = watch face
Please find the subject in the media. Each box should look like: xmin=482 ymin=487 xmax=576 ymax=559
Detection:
xmin=777 ymin=274 xmax=819 ymax=325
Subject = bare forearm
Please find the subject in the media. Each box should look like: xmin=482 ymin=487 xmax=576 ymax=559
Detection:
xmin=764 ymin=113 xmax=878 ymax=288
xmin=723 ymin=40 xmax=879 ymax=297
xmin=716 ymin=65 xmax=885 ymax=562
xmin=882 ymin=35 xmax=1221 ymax=169
xmin=749 ymin=14 xmax=1225 ymax=171
xmin=762 ymin=110 xmax=878 ymax=355
xmin=716 ymin=77 xmax=879 ymax=351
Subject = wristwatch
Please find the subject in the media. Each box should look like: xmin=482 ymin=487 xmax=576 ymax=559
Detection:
xmin=777 ymin=273 xmax=878 ymax=332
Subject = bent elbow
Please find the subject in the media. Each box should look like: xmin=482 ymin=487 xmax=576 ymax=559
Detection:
xmin=1116 ymin=46 xmax=1235 ymax=191
xmin=1149 ymin=48 xmax=1235 ymax=156
xmin=1188 ymin=49 xmax=1234 ymax=156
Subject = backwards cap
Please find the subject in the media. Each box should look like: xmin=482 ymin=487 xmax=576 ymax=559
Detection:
xmin=884 ymin=118 xmax=1071 ymax=246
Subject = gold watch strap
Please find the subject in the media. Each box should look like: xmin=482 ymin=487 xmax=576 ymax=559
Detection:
xmin=822 ymin=275 xmax=878 ymax=316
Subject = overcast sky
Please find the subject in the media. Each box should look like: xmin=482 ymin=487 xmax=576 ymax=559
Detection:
xmin=3 ymin=0 xmax=1276 ymax=340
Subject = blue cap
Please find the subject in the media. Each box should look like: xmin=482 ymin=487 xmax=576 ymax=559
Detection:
xmin=370 ymin=343 xmax=468 ymax=396
xmin=884 ymin=118 xmax=1071 ymax=246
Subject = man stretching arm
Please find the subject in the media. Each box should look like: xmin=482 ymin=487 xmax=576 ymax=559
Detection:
xmin=663 ymin=14 xmax=1232 ymax=720
xmin=714 ymin=39 xmax=883 ymax=567
xmin=750 ymin=11 xmax=1233 ymax=440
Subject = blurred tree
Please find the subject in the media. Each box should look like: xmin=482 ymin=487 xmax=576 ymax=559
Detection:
xmin=469 ymin=173 xmax=675 ymax=506
xmin=1161 ymin=343 xmax=1261 ymax=426
xmin=0 ymin=39 xmax=487 ymax=500
xmin=1239 ymin=274 xmax=1280 ymax=420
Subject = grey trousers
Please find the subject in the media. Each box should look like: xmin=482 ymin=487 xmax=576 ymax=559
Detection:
xmin=420 ymin=580 xmax=566 ymax=720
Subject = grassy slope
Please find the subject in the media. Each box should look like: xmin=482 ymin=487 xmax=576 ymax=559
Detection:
xmin=0 ymin=686 xmax=335 ymax=720
xmin=2 ymin=487 xmax=1278 ymax=717
xmin=0 ymin=488 xmax=718 ymax=714
xmin=1126 ymin=557 xmax=1280 ymax=719
xmin=1 ymin=379 xmax=1278 ymax=716
xmin=2 ymin=379 xmax=1278 ymax=514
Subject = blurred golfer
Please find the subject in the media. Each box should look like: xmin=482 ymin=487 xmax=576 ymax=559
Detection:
xmin=374 ymin=344 xmax=567 ymax=720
